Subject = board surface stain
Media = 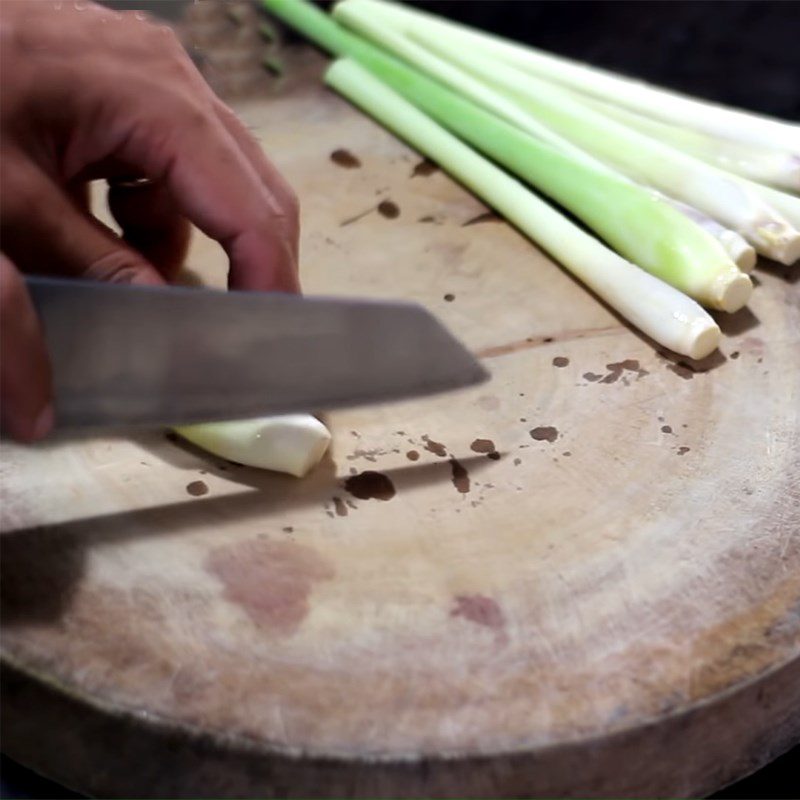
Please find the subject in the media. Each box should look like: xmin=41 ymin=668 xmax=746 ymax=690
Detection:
xmin=206 ymin=539 xmax=334 ymax=635
xmin=411 ymin=158 xmax=438 ymax=177
xmin=330 ymin=148 xmax=361 ymax=168
xmin=344 ymin=471 xmax=396 ymax=501
xmin=452 ymin=594 xmax=506 ymax=635
xmin=449 ymin=458 xmax=471 ymax=494
xmin=422 ymin=435 xmax=448 ymax=457
xmin=530 ymin=426 xmax=559 ymax=443
xmin=377 ymin=200 xmax=400 ymax=219
xmin=470 ymin=438 xmax=496 ymax=454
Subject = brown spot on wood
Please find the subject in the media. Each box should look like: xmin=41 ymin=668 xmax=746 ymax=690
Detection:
xmin=677 ymin=446 xmax=691 ymax=456
xmin=377 ymin=199 xmax=400 ymax=219
xmin=406 ymin=449 xmax=420 ymax=461
xmin=282 ymin=526 xmax=294 ymax=533
xmin=552 ymin=356 xmax=569 ymax=368
xmin=462 ymin=211 xmax=500 ymax=227
xmin=513 ymin=458 xmax=522 ymax=466
xmin=344 ymin=470 xmax=396 ymax=501
xmin=661 ymin=425 xmax=673 ymax=434
xmin=470 ymin=438 xmax=496 ymax=454
xmin=487 ymin=451 xmax=501 ymax=461
xmin=443 ymin=293 xmax=455 ymax=302
xmin=530 ymin=426 xmax=559 ymax=443
xmin=333 ymin=497 xmax=348 ymax=517
xmin=330 ymin=148 xmax=361 ymax=168
xmin=206 ymin=539 xmax=334 ymax=635
xmin=411 ymin=158 xmax=438 ymax=177
xmin=563 ymin=451 xmax=572 ymax=457
xmin=583 ymin=372 xmax=602 ymax=382
xmin=600 ymin=359 xmax=649 ymax=384
xmin=730 ymin=351 xmax=740 ymax=360
xmin=452 ymin=594 xmax=505 ymax=631
xmin=449 ymin=457 xmax=470 ymax=494
xmin=418 ymin=215 xmax=438 ymax=224
xmin=422 ymin=435 xmax=447 ymax=457
xmin=186 ymin=480 xmax=208 ymax=497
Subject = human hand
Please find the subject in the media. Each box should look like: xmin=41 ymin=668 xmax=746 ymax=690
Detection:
xmin=0 ymin=0 xmax=300 ymax=441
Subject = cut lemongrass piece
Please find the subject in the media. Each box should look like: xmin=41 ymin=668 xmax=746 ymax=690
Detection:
xmin=581 ymin=96 xmax=800 ymax=193
xmin=175 ymin=414 xmax=331 ymax=477
xmin=400 ymin=29 xmax=799 ymax=264
xmin=656 ymin=194 xmax=757 ymax=273
xmin=346 ymin=0 xmax=800 ymax=155
xmin=324 ymin=5 xmax=751 ymax=309
xmin=325 ymin=58 xmax=720 ymax=359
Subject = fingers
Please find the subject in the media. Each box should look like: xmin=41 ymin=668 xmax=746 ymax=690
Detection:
xmin=213 ymin=101 xmax=301 ymax=290
xmin=0 ymin=254 xmax=53 ymax=441
xmin=1 ymin=156 xmax=165 ymax=288
xmin=111 ymin=84 xmax=300 ymax=295
xmin=107 ymin=179 xmax=191 ymax=282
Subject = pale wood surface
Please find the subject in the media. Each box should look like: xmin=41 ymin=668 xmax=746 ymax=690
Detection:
xmin=1 ymin=49 xmax=799 ymax=798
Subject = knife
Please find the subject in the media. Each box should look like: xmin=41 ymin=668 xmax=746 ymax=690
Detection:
xmin=26 ymin=276 xmax=489 ymax=429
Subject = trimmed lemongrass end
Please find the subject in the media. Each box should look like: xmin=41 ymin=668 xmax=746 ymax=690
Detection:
xmin=175 ymin=414 xmax=332 ymax=477
xmin=757 ymin=221 xmax=800 ymax=266
xmin=685 ymin=317 xmax=723 ymax=361
xmin=711 ymin=269 xmax=753 ymax=313
xmin=719 ymin=230 xmax=757 ymax=273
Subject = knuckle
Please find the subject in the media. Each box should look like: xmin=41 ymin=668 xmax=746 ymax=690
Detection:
xmin=83 ymin=248 xmax=151 ymax=284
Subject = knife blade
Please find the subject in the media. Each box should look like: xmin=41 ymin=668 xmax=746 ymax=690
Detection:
xmin=26 ymin=276 xmax=489 ymax=429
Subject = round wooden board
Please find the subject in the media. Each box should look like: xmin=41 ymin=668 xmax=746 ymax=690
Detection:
xmin=2 ymin=49 xmax=799 ymax=798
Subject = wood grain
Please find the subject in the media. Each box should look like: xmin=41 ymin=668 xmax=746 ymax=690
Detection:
xmin=1 ymin=48 xmax=798 ymax=798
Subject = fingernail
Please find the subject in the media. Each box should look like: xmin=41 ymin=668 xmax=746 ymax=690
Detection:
xmin=31 ymin=403 xmax=55 ymax=441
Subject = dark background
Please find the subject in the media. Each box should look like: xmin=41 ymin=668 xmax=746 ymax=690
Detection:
xmin=408 ymin=0 xmax=800 ymax=120
xmin=1 ymin=0 xmax=798 ymax=797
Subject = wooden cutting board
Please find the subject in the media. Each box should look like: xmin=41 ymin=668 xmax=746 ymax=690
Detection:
xmin=1 ymin=48 xmax=799 ymax=799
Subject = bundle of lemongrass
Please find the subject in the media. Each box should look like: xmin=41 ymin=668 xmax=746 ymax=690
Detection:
xmin=262 ymin=0 xmax=800 ymax=363
xmin=175 ymin=0 xmax=798 ymax=476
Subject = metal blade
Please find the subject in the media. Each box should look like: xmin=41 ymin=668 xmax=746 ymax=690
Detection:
xmin=26 ymin=277 xmax=489 ymax=429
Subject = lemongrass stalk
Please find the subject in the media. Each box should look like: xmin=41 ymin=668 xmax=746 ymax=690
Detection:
xmin=175 ymin=414 xmax=331 ymax=477
xmin=329 ymin=1 xmax=757 ymax=273
xmin=750 ymin=183 xmax=800 ymax=230
xmin=325 ymin=2 xmax=754 ymax=309
xmin=325 ymin=59 xmax=719 ymax=358
xmin=396 ymin=26 xmax=799 ymax=264
xmin=655 ymin=194 xmax=756 ymax=273
xmin=345 ymin=0 xmax=800 ymax=156
xmin=582 ymin=96 xmax=800 ymax=193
